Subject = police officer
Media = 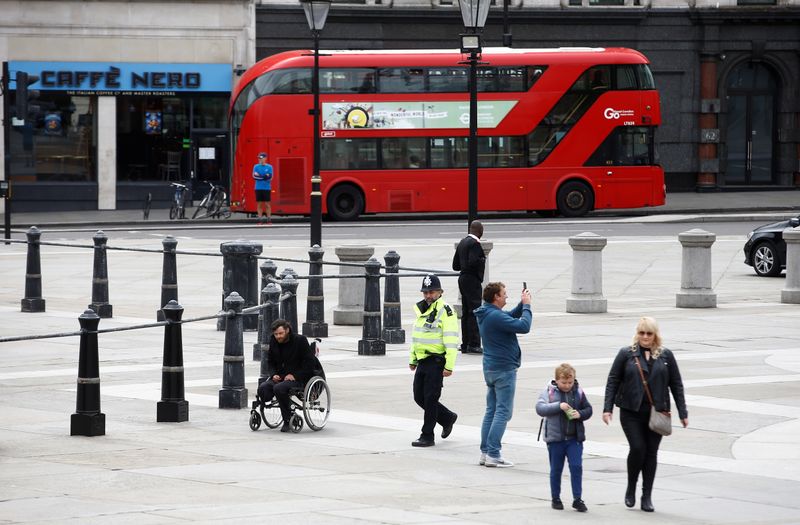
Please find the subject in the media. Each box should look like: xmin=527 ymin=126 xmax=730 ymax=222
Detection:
xmin=409 ymin=274 xmax=459 ymax=447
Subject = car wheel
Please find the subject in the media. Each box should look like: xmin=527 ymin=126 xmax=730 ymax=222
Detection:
xmin=556 ymin=180 xmax=594 ymax=218
xmin=327 ymin=184 xmax=364 ymax=221
xmin=753 ymin=240 xmax=782 ymax=277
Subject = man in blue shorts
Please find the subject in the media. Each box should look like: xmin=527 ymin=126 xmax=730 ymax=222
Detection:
xmin=252 ymin=152 xmax=273 ymax=223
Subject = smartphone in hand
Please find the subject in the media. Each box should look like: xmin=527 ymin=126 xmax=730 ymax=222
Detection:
xmin=523 ymin=281 xmax=528 ymax=291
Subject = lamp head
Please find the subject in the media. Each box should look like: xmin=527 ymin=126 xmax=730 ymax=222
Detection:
xmin=300 ymin=0 xmax=332 ymax=31
xmin=458 ymin=0 xmax=490 ymax=30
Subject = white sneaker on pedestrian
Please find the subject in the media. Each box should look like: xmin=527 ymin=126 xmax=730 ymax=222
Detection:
xmin=484 ymin=455 xmax=514 ymax=468
xmin=479 ymin=453 xmax=486 ymax=466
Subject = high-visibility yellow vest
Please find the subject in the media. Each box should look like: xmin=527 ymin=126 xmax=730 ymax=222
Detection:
xmin=409 ymin=296 xmax=459 ymax=371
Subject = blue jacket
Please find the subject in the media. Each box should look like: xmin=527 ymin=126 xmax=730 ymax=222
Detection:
xmin=536 ymin=380 xmax=593 ymax=443
xmin=474 ymin=301 xmax=532 ymax=371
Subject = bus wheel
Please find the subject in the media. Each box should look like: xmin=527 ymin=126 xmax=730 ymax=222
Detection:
xmin=327 ymin=184 xmax=364 ymax=221
xmin=556 ymin=181 xmax=594 ymax=218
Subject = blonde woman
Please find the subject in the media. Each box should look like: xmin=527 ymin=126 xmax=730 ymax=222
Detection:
xmin=602 ymin=317 xmax=688 ymax=513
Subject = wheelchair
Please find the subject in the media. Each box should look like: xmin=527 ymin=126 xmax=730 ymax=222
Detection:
xmin=248 ymin=356 xmax=330 ymax=433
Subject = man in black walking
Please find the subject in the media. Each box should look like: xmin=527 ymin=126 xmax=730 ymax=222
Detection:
xmin=452 ymin=220 xmax=485 ymax=354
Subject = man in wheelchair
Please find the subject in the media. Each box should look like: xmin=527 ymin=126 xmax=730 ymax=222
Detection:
xmin=256 ymin=319 xmax=316 ymax=432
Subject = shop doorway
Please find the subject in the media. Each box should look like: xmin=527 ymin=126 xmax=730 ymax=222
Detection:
xmin=191 ymin=131 xmax=229 ymax=199
xmin=723 ymin=61 xmax=779 ymax=185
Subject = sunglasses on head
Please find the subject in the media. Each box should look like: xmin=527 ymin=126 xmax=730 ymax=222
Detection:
xmin=638 ymin=331 xmax=654 ymax=336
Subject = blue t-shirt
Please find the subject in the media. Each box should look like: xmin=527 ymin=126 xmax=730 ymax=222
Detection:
xmin=253 ymin=163 xmax=273 ymax=190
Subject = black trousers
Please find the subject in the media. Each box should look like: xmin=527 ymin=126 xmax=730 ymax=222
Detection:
xmin=458 ymin=273 xmax=482 ymax=350
xmin=619 ymin=405 xmax=663 ymax=496
xmin=257 ymin=378 xmax=302 ymax=423
xmin=413 ymin=356 xmax=456 ymax=439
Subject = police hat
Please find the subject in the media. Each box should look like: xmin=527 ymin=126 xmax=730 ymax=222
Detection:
xmin=420 ymin=274 xmax=442 ymax=292
xmin=258 ymin=152 xmax=267 ymax=159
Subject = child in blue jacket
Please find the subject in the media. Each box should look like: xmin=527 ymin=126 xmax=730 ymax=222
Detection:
xmin=536 ymin=363 xmax=593 ymax=512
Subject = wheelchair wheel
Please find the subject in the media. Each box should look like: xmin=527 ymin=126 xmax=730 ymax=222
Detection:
xmin=290 ymin=413 xmax=304 ymax=433
xmin=261 ymin=401 xmax=283 ymax=429
xmin=303 ymin=376 xmax=331 ymax=431
xmin=249 ymin=410 xmax=262 ymax=431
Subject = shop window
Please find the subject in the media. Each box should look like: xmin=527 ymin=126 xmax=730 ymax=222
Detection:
xmin=9 ymin=93 xmax=96 ymax=182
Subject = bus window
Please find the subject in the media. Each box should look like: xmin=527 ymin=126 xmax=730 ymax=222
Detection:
xmin=636 ymin=64 xmax=656 ymax=89
xmin=382 ymin=137 xmax=427 ymax=168
xmin=477 ymin=66 xmax=536 ymax=92
xmin=585 ymin=126 xmax=655 ymax=166
xmin=321 ymin=138 xmax=378 ymax=169
xmin=616 ymin=65 xmax=638 ymax=90
xmin=320 ymin=69 xmax=377 ymax=93
xmin=430 ymin=137 xmax=468 ymax=168
xmin=378 ymin=68 xmax=425 ymax=93
xmin=428 ymin=67 xmax=468 ymax=93
xmin=479 ymin=136 xmax=526 ymax=167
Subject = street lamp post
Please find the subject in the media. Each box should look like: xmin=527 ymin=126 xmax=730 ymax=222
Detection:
xmin=458 ymin=0 xmax=489 ymax=228
xmin=300 ymin=0 xmax=331 ymax=248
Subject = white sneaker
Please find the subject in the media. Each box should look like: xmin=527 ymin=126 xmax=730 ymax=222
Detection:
xmin=479 ymin=453 xmax=486 ymax=466
xmin=484 ymin=456 xmax=514 ymax=468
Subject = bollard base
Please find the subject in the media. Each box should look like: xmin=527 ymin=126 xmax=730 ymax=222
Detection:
xmin=781 ymin=289 xmax=800 ymax=304
xmin=219 ymin=388 xmax=249 ymax=409
xmin=88 ymin=303 xmax=113 ymax=318
xmin=157 ymin=400 xmax=189 ymax=422
xmin=333 ymin=308 xmax=364 ymax=325
xmin=381 ymin=328 xmax=406 ymax=344
xmin=566 ymin=297 xmax=607 ymax=314
xmin=676 ymin=291 xmax=717 ymax=308
xmin=21 ymin=297 xmax=46 ymax=312
xmin=70 ymin=412 xmax=105 ymax=436
xmin=358 ymin=339 xmax=386 ymax=356
xmin=302 ymin=321 xmax=329 ymax=338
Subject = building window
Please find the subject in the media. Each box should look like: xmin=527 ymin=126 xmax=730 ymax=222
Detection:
xmin=9 ymin=93 xmax=96 ymax=182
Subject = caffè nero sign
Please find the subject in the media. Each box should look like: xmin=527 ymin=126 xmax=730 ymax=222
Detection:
xmin=10 ymin=61 xmax=232 ymax=93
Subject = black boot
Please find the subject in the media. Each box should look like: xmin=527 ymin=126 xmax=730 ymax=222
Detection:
xmin=625 ymin=485 xmax=636 ymax=508
xmin=640 ymin=493 xmax=654 ymax=512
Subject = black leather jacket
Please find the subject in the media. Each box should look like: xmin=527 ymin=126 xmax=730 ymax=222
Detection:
xmin=603 ymin=345 xmax=688 ymax=420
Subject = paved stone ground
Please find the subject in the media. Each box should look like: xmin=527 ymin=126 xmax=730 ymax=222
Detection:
xmin=1 ymin=216 xmax=799 ymax=524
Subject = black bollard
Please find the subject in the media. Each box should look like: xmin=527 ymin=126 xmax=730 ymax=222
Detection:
xmin=358 ymin=258 xmax=386 ymax=355
xmin=258 ymin=283 xmax=281 ymax=385
xmin=253 ymin=260 xmax=277 ymax=361
xmin=279 ymin=273 xmax=299 ymax=334
xmin=157 ymin=236 xmax=178 ymax=321
xmin=303 ymin=244 xmax=328 ymax=338
xmin=71 ymin=309 xmax=105 ymax=436
xmin=88 ymin=230 xmax=112 ymax=318
xmin=157 ymin=300 xmax=189 ymax=422
xmin=21 ymin=226 xmax=46 ymax=312
xmin=381 ymin=250 xmax=405 ymax=343
xmin=217 ymin=241 xmax=262 ymax=331
xmin=219 ymin=292 xmax=248 ymax=408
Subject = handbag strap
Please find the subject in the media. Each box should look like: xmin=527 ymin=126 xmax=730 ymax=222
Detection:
xmin=634 ymin=355 xmax=656 ymax=407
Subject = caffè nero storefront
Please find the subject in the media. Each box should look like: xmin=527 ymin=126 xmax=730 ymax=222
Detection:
xmin=7 ymin=61 xmax=232 ymax=211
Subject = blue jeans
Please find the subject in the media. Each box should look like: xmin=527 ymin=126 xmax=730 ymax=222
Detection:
xmin=480 ymin=368 xmax=517 ymax=458
xmin=547 ymin=438 xmax=583 ymax=500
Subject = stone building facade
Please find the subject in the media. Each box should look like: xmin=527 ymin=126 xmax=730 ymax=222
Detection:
xmin=1 ymin=0 xmax=254 ymax=212
xmin=255 ymin=0 xmax=800 ymax=192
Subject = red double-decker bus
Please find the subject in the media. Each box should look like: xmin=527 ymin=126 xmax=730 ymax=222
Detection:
xmin=229 ymin=47 xmax=664 ymax=219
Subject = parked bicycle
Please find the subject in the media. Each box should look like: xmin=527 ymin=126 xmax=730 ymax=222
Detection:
xmin=169 ymin=182 xmax=189 ymax=220
xmin=192 ymin=181 xmax=231 ymax=219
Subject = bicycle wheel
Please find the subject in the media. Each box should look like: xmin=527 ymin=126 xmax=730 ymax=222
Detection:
xmin=209 ymin=194 xmax=225 ymax=218
xmin=169 ymin=201 xmax=178 ymax=220
xmin=192 ymin=195 xmax=209 ymax=219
